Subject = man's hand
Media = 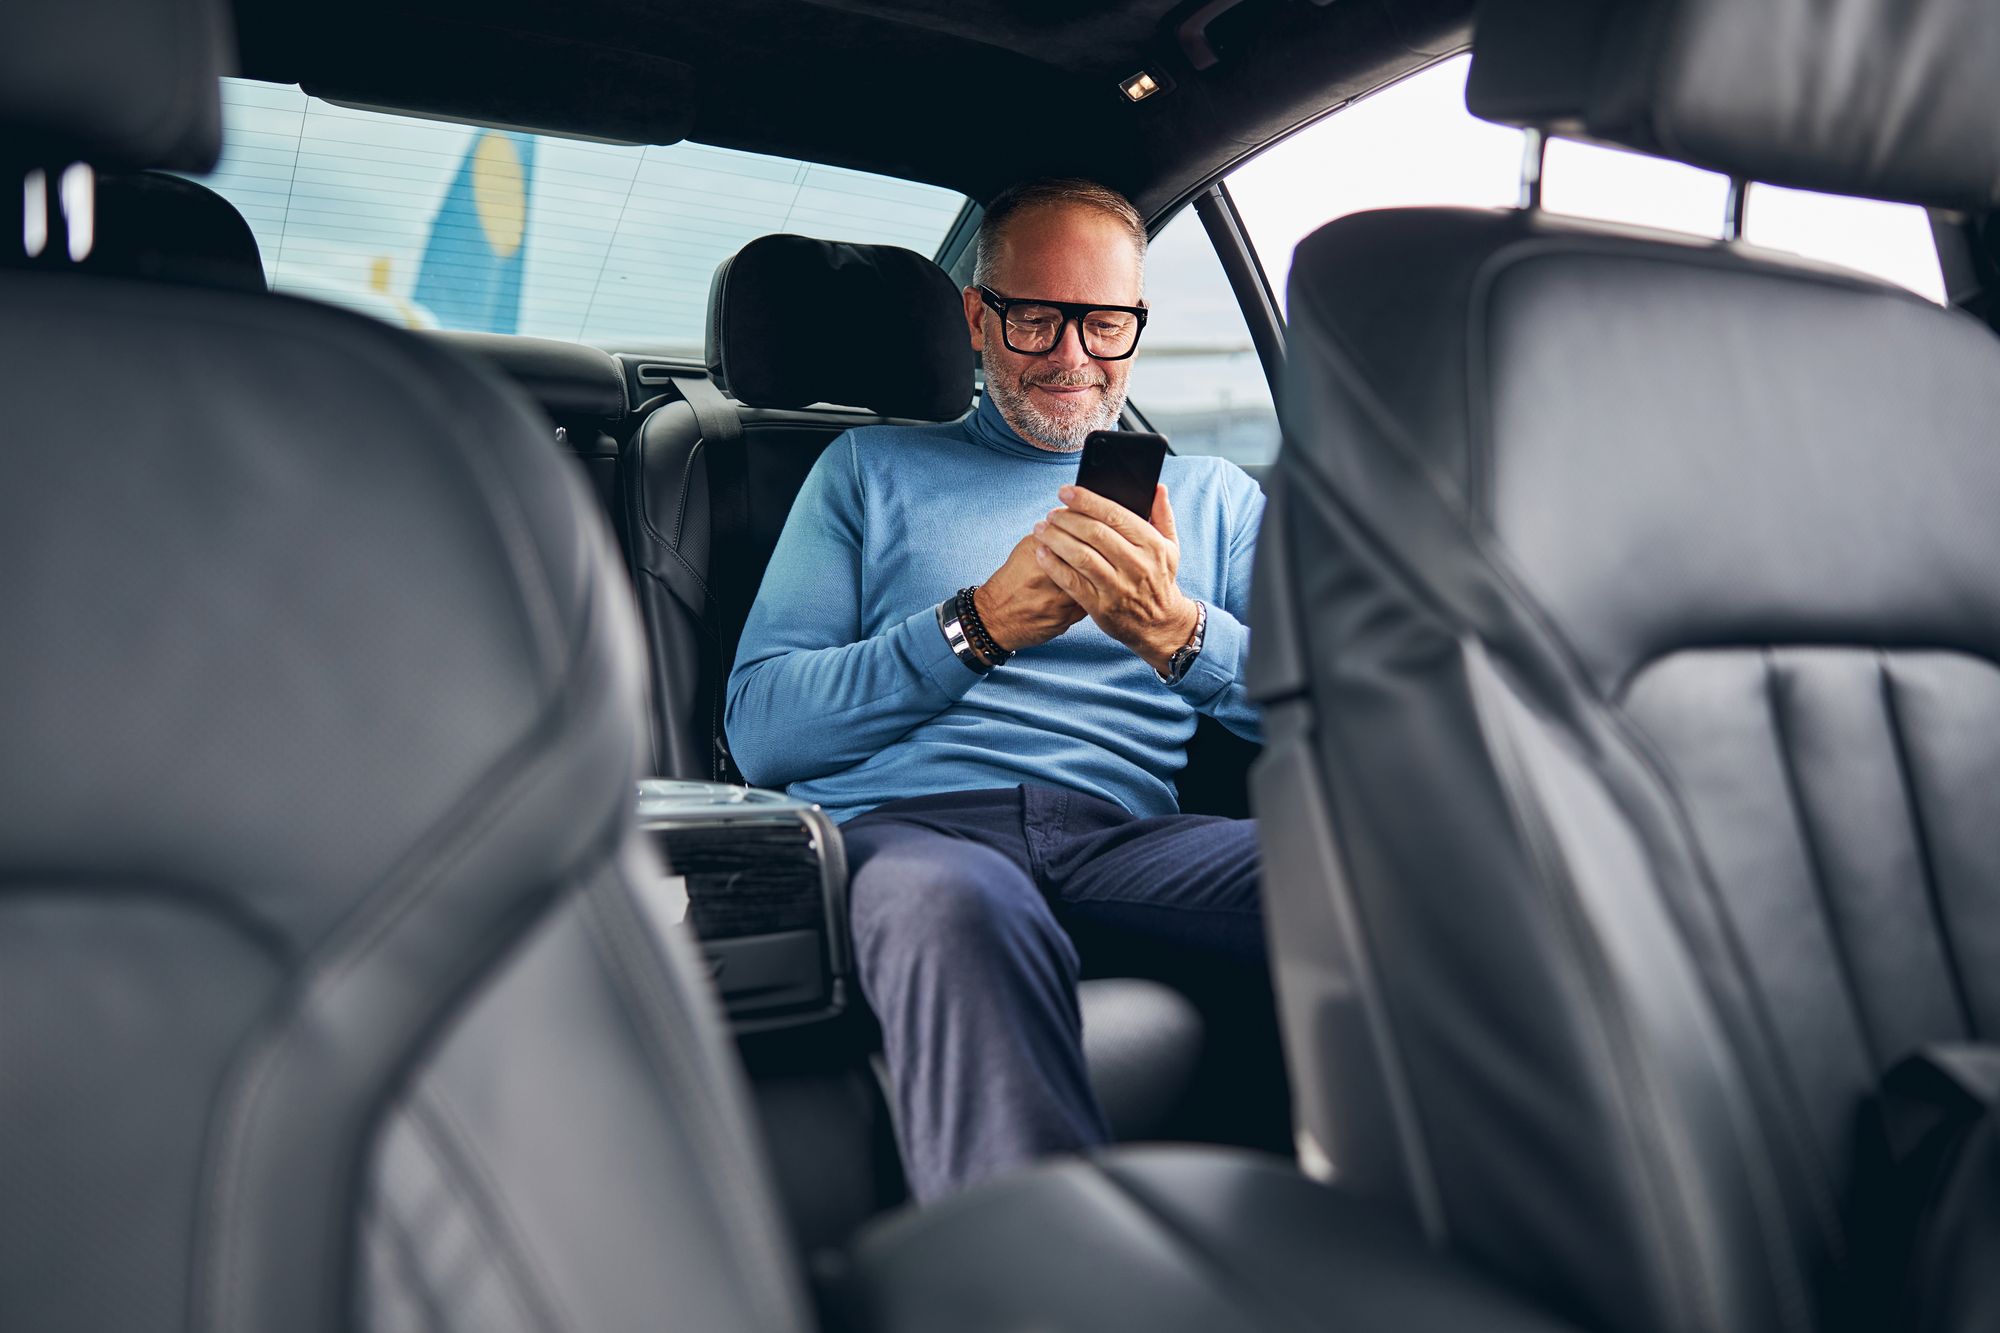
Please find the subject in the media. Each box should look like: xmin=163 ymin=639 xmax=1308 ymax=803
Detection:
xmin=974 ymin=532 xmax=1088 ymax=652
xmin=1031 ymin=483 xmax=1199 ymax=676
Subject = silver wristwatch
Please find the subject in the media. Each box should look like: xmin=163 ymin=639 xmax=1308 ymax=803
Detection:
xmin=1158 ymin=601 xmax=1208 ymax=686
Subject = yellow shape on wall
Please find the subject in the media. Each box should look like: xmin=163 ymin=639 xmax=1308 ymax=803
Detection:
xmin=471 ymin=134 xmax=527 ymax=259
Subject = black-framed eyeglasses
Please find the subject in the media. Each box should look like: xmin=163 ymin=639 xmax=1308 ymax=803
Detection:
xmin=975 ymin=284 xmax=1149 ymax=361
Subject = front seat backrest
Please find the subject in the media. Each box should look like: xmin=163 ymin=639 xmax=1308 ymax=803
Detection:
xmin=1252 ymin=1 xmax=2000 ymax=1331
xmin=0 ymin=4 xmax=808 ymax=1331
xmin=621 ymin=233 xmax=973 ymax=778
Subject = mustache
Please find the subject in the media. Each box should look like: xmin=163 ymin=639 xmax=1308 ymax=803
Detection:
xmin=1024 ymin=369 xmax=1106 ymax=389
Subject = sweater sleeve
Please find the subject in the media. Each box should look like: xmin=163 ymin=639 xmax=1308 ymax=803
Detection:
xmin=1165 ymin=463 xmax=1264 ymax=743
xmin=725 ymin=434 xmax=982 ymax=788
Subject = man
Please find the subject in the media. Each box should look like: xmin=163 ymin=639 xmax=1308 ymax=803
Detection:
xmin=726 ymin=178 xmax=1264 ymax=1202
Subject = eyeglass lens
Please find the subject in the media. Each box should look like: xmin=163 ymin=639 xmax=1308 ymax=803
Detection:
xmin=1003 ymin=304 xmax=1140 ymax=357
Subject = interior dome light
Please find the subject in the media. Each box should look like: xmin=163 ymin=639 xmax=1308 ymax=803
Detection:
xmin=1120 ymin=71 xmax=1163 ymax=102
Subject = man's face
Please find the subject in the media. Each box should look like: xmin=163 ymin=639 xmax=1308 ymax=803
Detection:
xmin=963 ymin=204 xmax=1143 ymax=453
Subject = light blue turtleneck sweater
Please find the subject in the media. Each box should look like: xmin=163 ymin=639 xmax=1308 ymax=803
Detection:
xmin=725 ymin=394 xmax=1264 ymax=823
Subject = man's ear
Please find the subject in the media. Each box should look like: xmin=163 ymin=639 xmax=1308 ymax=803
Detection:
xmin=961 ymin=287 xmax=986 ymax=353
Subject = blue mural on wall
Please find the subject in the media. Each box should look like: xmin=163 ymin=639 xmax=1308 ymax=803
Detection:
xmin=413 ymin=130 xmax=535 ymax=333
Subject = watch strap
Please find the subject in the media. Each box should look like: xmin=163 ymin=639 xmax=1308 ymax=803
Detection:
xmin=1158 ymin=600 xmax=1208 ymax=686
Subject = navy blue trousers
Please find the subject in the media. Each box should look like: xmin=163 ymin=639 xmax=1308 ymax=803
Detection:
xmin=842 ymin=784 xmax=1262 ymax=1202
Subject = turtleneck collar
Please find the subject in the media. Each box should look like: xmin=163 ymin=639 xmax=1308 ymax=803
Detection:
xmin=963 ymin=389 xmax=1084 ymax=464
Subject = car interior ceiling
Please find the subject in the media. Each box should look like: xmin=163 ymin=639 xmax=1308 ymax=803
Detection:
xmin=11 ymin=0 xmax=2000 ymax=1329
xmin=226 ymin=0 xmax=1476 ymax=217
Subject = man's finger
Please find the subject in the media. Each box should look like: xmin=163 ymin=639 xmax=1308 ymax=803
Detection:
xmin=1034 ymin=523 xmax=1117 ymax=591
xmin=1060 ymin=484 xmax=1151 ymax=544
xmin=1043 ymin=507 xmax=1142 ymax=563
xmin=1150 ymin=484 xmax=1177 ymax=544
xmin=1033 ymin=541 xmax=1102 ymax=610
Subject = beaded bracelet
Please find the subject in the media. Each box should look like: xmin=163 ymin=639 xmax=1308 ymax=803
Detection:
xmin=956 ymin=585 xmax=1011 ymax=667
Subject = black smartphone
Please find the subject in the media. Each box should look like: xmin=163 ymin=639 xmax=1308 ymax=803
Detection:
xmin=1074 ymin=430 xmax=1169 ymax=517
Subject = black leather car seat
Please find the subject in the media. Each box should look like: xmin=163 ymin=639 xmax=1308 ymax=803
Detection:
xmin=1 ymin=4 xmax=811 ymax=1330
xmin=1252 ymin=1 xmax=2000 ymax=1331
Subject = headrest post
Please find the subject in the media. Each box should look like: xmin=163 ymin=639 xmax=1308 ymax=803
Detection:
xmin=1519 ymin=128 xmax=1547 ymax=212
xmin=59 ymin=162 xmax=95 ymax=262
xmin=22 ymin=168 xmax=49 ymax=260
xmin=1722 ymin=178 xmax=1749 ymax=242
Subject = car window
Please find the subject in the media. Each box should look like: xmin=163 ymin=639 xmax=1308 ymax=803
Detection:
xmin=186 ymin=78 xmax=967 ymax=349
xmin=1743 ymin=184 xmax=1946 ymax=303
xmin=1227 ymin=55 xmax=1522 ymax=307
xmin=1226 ymin=52 xmax=1944 ymax=305
xmin=1538 ymin=136 xmax=1729 ymax=235
xmin=1125 ymin=207 xmax=1280 ymax=468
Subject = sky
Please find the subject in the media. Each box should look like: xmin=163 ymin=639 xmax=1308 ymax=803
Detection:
xmin=1229 ymin=54 xmax=1946 ymax=306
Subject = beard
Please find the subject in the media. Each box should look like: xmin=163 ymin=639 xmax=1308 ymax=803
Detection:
xmin=985 ymin=363 xmax=1128 ymax=453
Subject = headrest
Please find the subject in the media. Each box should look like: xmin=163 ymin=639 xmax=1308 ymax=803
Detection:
xmin=705 ymin=234 xmax=974 ymax=421
xmin=83 ymin=172 xmax=267 ymax=292
xmin=1467 ymin=0 xmax=2000 ymax=211
xmin=0 ymin=0 xmax=232 ymax=172
xmin=431 ymin=332 xmax=629 ymax=420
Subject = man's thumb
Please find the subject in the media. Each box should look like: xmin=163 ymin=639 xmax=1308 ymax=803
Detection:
xmin=1152 ymin=483 xmax=1176 ymax=541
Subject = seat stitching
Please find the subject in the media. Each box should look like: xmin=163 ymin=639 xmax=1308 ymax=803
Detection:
xmin=670 ymin=434 xmax=702 ymax=550
xmin=630 ymin=422 xmax=716 ymax=604
xmin=575 ymin=873 xmax=805 ymax=1331
xmin=321 ymin=590 xmax=605 ymax=981
xmin=366 ymin=1161 xmax=455 ymax=1333
xmin=1466 ymin=643 xmax=1714 ymax=1332
xmin=410 ymin=1091 xmax=577 ymax=1333
xmin=1876 ymin=652 xmax=1979 ymax=1037
xmin=1761 ymin=649 xmax=1884 ymax=1068
xmin=199 ymin=599 xmax=616 ymax=1331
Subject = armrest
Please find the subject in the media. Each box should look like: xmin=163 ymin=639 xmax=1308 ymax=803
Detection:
xmin=635 ymin=779 xmax=849 ymax=1032
xmin=834 ymin=1147 xmax=1583 ymax=1333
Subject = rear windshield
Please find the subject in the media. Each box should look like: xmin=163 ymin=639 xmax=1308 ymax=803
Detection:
xmin=189 ymin=79 xmax=969 ymax=351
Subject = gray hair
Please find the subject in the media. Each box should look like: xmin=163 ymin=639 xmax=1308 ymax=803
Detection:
xmin=972 ymin=177 xmax=1146 ymax=287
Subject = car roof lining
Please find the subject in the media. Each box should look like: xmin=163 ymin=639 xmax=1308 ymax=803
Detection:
xmin=228 ymin=0 xmax=1473 ymax=220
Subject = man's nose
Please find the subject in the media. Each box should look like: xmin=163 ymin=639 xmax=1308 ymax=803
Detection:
xmin=1043 ymin=315 xmax=1093 ymax=370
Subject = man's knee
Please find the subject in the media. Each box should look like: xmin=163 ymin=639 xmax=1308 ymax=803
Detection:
xmin=849 ymin=840 xmax=1066 ymax=973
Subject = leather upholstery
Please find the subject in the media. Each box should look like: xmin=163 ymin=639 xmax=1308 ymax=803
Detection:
xmin=0 ymin=264 xmax=813 ymax=1333
xmin=361 ymin=863 xmax=808 ymax=1333
xmin=843 ymin=1148 xmax=1583 ymax=1333
xmin=622 ymin=400 xmax=899 ymax=779
xmin=87 ymin=171 xmax=268 ymax=291
xmin=1256 ymin=197 xmax=2000 ymax=1332
xmin=0 ymin=0 xmax=232 ymax=170
xmin=1079 ymin=980 xmax=1204 ymax=1141
xmin=429 ymin=332 xmax=629 ymax=420
xmin=706 ymin=233 xmax=975 ymax=418
xmin=1467 ymin=0 xmax=2000 ymax=210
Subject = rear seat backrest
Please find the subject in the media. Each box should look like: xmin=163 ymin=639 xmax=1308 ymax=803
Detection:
xmin=619 ymin=234 xmax=974 ymax=779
